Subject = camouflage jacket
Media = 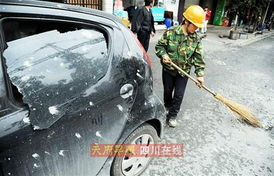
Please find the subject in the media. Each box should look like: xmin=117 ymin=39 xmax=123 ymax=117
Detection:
xmin=155 ymin=25 xmax=205 ymax=77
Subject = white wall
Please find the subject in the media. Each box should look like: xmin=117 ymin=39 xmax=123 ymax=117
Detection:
xmin=157 ymin=0 xmax=179 ymax=21
xmin=102 ymin=0 xmax=114 ymax=14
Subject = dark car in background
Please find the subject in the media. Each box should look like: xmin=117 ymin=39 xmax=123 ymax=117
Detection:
xmin=0 ymin=0 xmax=165 ymax=175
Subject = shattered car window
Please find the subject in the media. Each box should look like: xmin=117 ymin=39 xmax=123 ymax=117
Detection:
xmin=2 ymin=19 xmax=109 ymax=129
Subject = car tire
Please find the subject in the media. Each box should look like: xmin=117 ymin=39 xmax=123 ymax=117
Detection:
xmin=111 ymin=123 xmax=159 ymax=176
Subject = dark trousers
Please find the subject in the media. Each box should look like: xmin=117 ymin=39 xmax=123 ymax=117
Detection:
xmin=162 ymin=68 xmax=188 ymax=119
xmin=137 ymin=30 xmax=150 ymax=51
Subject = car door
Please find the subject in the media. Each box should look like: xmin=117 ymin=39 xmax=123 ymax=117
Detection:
xmin=0 ymin=11 xmax=136 ymax=176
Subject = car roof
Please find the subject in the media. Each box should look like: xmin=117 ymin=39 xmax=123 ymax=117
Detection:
xmin=0 ymin=0 xmax=123 ymax=27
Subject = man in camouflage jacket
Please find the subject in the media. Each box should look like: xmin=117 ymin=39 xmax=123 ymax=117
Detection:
xmin=155 ymin=6 xmax=205 ymax=127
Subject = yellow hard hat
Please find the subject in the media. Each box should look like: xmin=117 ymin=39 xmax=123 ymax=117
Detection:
xmin=183 ymin=5 xmax=204 ymax=28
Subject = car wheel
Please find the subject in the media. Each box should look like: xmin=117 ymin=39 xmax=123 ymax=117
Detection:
xmin=111 ymin=123 xmax=159 ymax=176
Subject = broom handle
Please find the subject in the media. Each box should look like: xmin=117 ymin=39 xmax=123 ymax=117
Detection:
xmin=170 ymin=62 xmax=217 ymax=96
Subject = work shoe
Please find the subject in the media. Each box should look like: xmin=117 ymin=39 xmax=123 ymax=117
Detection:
xmin=168 ymin=119 xmax=177 ymax=128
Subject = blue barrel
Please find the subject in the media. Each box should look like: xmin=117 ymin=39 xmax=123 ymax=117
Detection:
xmin=164 ymin=18 xmax=172 ymax=28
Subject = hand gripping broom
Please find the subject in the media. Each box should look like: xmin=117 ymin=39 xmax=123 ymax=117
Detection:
xmin=170 ymin=61 xmax=262 ymax=128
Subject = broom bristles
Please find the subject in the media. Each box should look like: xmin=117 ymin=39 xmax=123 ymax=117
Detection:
xmin=214 ymin=94 xmax=262 ymax=127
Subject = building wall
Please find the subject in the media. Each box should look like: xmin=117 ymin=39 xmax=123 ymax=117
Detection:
xmin=161 ymin=0 xmax=180 ymax=21
xmin=103 ymin=0 xmax=114 ymax=13
xmin=177 ymin=0 xmax=201 ymax=23
xmin=122 ymin=0 xmax=144 ymax=9
xmin=184 ymin=0 xmax=200 ymax=9
xmin=122 ymin=0 xmax=180 ymax=21
xmin=123 ymin=0 xmax=136 ymax=8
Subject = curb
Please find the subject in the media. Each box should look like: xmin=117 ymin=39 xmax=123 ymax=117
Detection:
xmin=236 ymin=31 xmax=274 ymax=46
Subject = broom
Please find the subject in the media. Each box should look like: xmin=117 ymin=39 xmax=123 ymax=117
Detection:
xmin=170 ymin=61 xmax=262 ymax=128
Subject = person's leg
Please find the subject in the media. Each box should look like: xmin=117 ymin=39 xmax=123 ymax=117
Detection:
xmin=137 ymin=30 xmax=145 ymax=48
xmin=143 ymin=32 xmax=150 ymax=51
xmin=205 ymin=20 xmax=208 ymax=33
xmin=201 ymin=20 xmax=206 ymax=33
xmin=167 ymin=74 xmax=188 ymax=119
xmin=162 ymin=68 xmax=176 ymax=110
xmin=137 ymin=30 xmax=150 ymax=51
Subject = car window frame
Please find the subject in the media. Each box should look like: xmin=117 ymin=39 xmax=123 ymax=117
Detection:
xmin=0 ymin=22 xmax=11 ymax=113
xmin=0 ymin=16 xmax=114 ymax=110
xmin=0 ymin=23 xmax=6 ymax=98
xmin=0 ymin=20 xmax=23 ymax=116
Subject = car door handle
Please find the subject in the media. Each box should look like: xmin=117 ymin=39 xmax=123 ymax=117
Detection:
xmin=120 ymin=84 xmax=134 ymax=99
